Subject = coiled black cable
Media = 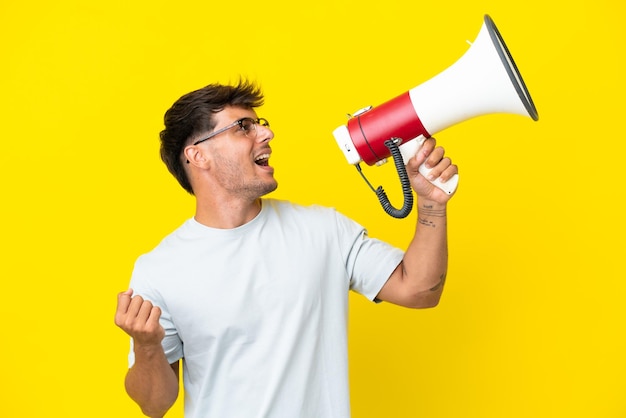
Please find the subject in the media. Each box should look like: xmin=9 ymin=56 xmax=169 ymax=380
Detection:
xmin=356 ymin=138 xmax=413 ymax=219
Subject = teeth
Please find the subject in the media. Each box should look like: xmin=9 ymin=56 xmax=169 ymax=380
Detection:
xmin=255 ymin=153 xmax=270 ymax=161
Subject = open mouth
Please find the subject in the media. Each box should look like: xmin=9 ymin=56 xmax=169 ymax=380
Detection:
xmin=254 ymin=153 xmax=270 ymax=167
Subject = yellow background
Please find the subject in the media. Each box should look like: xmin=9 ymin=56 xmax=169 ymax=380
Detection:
xmin=1 ymin=0 xmax=624 ymax=417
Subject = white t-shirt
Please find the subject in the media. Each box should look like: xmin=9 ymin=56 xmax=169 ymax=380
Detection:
xmin=128 ymin=199 xmax=404 ymax=418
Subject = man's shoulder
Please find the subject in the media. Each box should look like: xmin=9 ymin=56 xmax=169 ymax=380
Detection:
xmin=133 ymin=218 xmax=194 ymax=263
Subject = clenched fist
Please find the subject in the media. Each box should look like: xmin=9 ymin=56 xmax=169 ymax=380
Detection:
xmin=114 ymin=289 xmax=165 ymax=347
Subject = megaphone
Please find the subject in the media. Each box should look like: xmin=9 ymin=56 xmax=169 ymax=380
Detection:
xmin=333 ymin=14 xmax=538 ymax=218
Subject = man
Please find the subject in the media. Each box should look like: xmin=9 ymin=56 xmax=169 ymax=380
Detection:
xmin=115 ymin=80 xmax=458 ymax=418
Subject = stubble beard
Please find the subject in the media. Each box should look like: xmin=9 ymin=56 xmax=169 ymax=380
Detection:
xmin=215 ymin=157 xmax=278 ymax=201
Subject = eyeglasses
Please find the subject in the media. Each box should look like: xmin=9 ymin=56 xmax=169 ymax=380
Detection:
xmin=193 ymin=117 xmax=270 ymax=146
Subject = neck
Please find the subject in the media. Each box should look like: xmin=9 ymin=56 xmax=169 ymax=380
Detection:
xmin=194 ymin=197 xmax=263 ymax=229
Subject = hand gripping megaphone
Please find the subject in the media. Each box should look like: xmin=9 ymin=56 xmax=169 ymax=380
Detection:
xmin=333 ymin=15 xmax=539 ymax=218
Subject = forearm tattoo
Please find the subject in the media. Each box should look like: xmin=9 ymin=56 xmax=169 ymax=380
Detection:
xmin=418 ymin=205 xmax=447 ymax=217
xmin=418 ymin=217 xmax=437 ymax=228
xmin=418 ymin=205 xmax=446 ymax=228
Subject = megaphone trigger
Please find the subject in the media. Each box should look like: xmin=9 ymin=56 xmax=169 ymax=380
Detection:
xmin=398 ymin=136 xmax=422 ymax=164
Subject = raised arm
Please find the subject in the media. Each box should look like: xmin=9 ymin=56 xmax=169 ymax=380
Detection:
xmin=115 ymin=289 xmax=180 ymax=417
xmin=376 ymin=137 xmax=457 ymax=308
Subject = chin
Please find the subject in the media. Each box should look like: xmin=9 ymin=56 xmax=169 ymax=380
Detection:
xmin=264 ymin=181 xmax=278 ymax=195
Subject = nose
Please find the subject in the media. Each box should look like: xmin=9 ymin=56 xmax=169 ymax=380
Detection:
xmin=257 ymin=123 xmax=274 ymax=143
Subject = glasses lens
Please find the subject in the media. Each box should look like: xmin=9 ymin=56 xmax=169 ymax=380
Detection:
xmin=239 ymin=118 xmax=256 ymax=137
xmin=234 ymin=118 xmax=270 ymax=138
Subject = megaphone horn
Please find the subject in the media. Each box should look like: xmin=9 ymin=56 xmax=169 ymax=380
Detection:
xmin=333 ymin=15 xmax=539 ymax=218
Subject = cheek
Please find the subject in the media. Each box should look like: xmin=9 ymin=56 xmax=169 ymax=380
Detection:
xmin=211 ymin=143 xmax=250 ymax=167
xmin=214 ymin=156 xmax=243 ymax=174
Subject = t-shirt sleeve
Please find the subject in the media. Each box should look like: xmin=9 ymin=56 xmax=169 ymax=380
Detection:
xmin=333 ymin=211 xmax=404 ymax=301
xmin=127 ymin=256 xmax=184 ymax=368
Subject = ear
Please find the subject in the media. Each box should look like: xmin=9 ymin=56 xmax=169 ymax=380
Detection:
xmin=183 ymin=145 xmax=211 ymax=169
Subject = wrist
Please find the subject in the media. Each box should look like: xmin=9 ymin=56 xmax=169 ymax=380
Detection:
xmin=417 ymin=200 xmax=447 ymax=217
xmin=133 ymin=341 xmax=165 ymax=359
